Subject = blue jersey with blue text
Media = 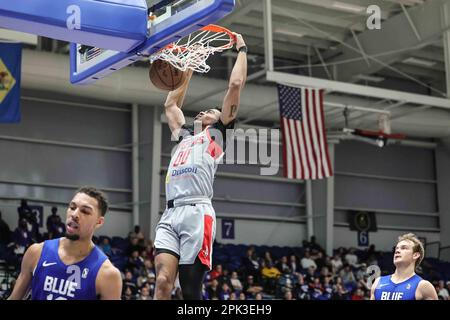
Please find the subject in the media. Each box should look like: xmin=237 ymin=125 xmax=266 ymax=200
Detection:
xmin=31 ymin=238 xmax=107 ymax=300
xmin=374 ymin=274 xmax=423 ymax=300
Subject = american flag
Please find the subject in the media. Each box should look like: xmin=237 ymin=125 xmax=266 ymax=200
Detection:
xmin=277 ymin=84 xmax=333 ymax=180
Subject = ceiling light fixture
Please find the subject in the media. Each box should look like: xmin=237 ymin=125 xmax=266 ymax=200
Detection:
xmin=274 ymin=28 xmax=305 ymax=38
xmin=403 ymin=57 xmax=436 ymax=67
xmin=353 ymin=74 xmax=385 ymax=83
xmin=331 ymin=1 xmax=366 ymax=13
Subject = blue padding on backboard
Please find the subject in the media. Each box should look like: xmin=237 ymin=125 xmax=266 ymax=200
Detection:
xmin=138 ymin=0 xmax=235 ymax=56
xmin=70 ymin=0 xmax=235 ymax=84
xmin=0 ymin=0 xmax=148 ymax=52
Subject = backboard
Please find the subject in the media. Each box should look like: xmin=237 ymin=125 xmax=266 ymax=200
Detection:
xmin=0 ymin=0 xmax=148 ymax=53
xmin=70 ymin=0 xmax=235 ymax=85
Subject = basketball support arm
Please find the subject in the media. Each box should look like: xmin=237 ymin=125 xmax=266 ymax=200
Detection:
xmin=70 ymin=0 xmax=234 ymax=84
xmin=0 ymin=0 xmax=235 ymax=84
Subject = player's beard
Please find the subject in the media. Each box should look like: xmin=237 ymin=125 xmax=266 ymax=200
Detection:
xmin=65 ymin=233 xmax=80 ymax=241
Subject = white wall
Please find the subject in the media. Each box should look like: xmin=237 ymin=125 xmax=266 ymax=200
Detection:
xmin=0 ymin=93 xmax=132 ymax=215
xmin=334 ymin=226 xmax=440 ymax=252
xmin=1 ymin=202 xmax=19 ymax=231
xmin=215 ymin=218 xmax=306 ymax=247
xmin=436 ymin=139 xmax=450 ymax=250
xmin=98 ymin=210 xmax=132 ymax=238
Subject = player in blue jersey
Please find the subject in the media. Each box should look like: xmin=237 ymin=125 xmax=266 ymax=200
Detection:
xmin=8 ymin=187 xmax=122 ymax=300
xmin=153 ymin=33 xmax=247 ymax=300
xmin=371 ymin=233 xmax=437 ymax=300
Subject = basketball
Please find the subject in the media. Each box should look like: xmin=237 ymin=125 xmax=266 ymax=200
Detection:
xmin=149 ymin=60 xmax=186 ymax=91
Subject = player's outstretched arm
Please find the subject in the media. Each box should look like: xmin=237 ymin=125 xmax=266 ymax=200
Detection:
xmin=417 ymin=280 xmax=438 ymax=300
xmin=164 ymin=69 xmax=194 ymax=135
xmin=220 ymin=33 xmax=247 ymax=126
xmin=7 ymin=243 xmax=43 ymax=300
xmin=96 ymin=260 xmax=122 ymax=300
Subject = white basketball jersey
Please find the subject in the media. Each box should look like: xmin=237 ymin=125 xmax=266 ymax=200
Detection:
xmin=165 ymin=122 xmax=230 ymax=200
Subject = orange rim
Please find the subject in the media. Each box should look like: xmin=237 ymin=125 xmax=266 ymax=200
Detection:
xmin=160 ymin=25 xmax=235 ymax=53
xmin=200 ymin=24 xmax=236 ymax=42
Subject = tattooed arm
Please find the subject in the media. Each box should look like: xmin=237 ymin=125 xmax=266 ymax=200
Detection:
xmin=220 ymin=33 xmax=247 ymax=125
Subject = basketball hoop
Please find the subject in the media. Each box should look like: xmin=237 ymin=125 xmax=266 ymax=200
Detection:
xmin=150 ymin=24 xmax=236 ymax=73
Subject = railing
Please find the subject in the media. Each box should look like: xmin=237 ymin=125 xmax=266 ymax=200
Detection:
xmin=424 ymin=241 xmax=450 ymax=262
xmin=424 ymin=241 xmax=440 ymax=259
xmin=440 ymin=246 xmax=450 ymax=262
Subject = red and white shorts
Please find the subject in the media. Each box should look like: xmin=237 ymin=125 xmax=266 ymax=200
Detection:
xmin=155 ymin=203 xmax=215 ymax=270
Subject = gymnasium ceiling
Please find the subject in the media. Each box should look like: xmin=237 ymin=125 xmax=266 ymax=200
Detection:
xmin=217 ymin=0 xmax=445 ymax=93
xmin=38 ymin=0 xmax=447 ymax=94
xmin=3 ymin=0 xmax=450 ymax=138
xmin=192 ymin=0 xmax=450 ymax=137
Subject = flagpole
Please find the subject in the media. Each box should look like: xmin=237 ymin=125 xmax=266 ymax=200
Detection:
xmin=306 ymin=180 xmax=314 ymax=240
xmin=326 ymin=144 xmax=335 ymax=257
xmin=263 ymin=0 xmax=274 ymax=72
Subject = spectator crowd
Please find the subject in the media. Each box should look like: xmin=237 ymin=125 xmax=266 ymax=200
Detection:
xmin=1 ymin=201 xmax=450 ymax=300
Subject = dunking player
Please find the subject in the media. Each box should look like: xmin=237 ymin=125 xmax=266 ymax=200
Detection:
xmin=8 ymin=187 xmax=122 ymax=300
xmin=371 ymin=233 xmax=437 ymax=300
xmin=154 ymin=33 xmax=247 ymax=300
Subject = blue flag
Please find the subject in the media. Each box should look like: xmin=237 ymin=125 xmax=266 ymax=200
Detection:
xmin=0 ymin=42 xmax=22 ymax=123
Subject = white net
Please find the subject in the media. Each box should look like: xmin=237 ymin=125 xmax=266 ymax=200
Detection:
xmin=150 ymin=25 xmax=235 ymax=73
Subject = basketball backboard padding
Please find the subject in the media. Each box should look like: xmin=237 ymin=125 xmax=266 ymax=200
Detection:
xmin=139 ymin=0 xmax=235 ymax=56
xmin=70 ymin=0 xmax=235 ymax=85
xmin=0 ymin=0 xmax=148 ymax=52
